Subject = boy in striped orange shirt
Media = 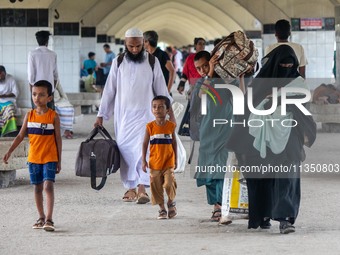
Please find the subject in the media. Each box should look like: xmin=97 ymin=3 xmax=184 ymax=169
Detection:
xmin=142 ymin=95 xmax=177 ymax=219
xmin=3 ymin=80 xmax=62 ymax=231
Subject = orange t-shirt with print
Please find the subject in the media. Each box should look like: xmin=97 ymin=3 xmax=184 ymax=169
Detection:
xmin=27 ymin=109 xmax=58 ymax=164
xmin=146 ymin=120 xmax=175 ymax=170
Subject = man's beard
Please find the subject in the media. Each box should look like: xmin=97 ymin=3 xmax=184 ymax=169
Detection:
xmin=125 ymin=47 xmax=145 ymax=63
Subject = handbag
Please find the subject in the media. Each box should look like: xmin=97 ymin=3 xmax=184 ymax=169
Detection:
xmin=211 ymin=30 xmax=259 ymax=82
xmin=75 ymin=126 xmax=120 ymax=190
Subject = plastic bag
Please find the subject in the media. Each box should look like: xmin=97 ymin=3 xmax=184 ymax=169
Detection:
xmin=174 ymin=134 xmax=186 ymax=173
xmin=220 ymin=153 xmax=248 ymax=224
xmin=172 ymin=102 xmax=185 ymax=119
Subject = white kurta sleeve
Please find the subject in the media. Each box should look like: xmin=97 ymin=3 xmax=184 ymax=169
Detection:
xmin=53 ymin=53 xmax=59 ymax=82
xmin=97 ymin=58 xmax=118 ymax=120
xmin=10 ymin=76 xmax=19 ymax=97
xmin=27 ymin=51 xmax=35 ymax=85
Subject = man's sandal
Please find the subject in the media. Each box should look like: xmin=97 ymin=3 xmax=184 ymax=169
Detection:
xmin=32 ymin=218 xmax=45 ymax=229
xmin=136 ymin=192 xmax=150 ymax=204
xmin=122 ymin=189 xmax=137 ymax=202
xmin=210 ymin=209 xmax=221 ymax=222
xmin=167 ymin=202 xmax=177 ymax=219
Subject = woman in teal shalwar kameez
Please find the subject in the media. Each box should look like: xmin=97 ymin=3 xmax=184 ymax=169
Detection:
xmin=195 ymin=83 xmax=233 ymax=221
xmin=191 ymin=51 xmax=239 ymax=221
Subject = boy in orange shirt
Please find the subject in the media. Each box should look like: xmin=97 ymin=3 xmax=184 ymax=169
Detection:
xmin=142 ymin=95 xmax=177 ymax=219
xmin=3 ymin=80 xmax=62 ymax=231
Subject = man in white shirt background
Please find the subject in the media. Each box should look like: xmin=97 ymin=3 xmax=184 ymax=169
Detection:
xmin=28 ymin=30 xmax=59 ymax=109
xmin=265 ymin=19 xmax=308 ymax=78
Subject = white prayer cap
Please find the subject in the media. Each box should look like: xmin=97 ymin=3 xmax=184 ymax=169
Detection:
xmin=125 ymin=27 xmax=143 ymax=38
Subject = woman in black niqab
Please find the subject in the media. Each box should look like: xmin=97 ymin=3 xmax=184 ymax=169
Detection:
xmin=226 ymin=45 xmax=316 ymax=234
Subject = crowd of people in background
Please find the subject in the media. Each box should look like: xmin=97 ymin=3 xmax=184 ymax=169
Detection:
xmin=2 ymin=19 xmax=320 ymax=235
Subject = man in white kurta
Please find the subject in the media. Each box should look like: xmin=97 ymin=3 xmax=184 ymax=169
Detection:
xmin=28 ymin=30 xmax=58 ymax=109
xmin=95 ymin=28 xmax=175 ymax=204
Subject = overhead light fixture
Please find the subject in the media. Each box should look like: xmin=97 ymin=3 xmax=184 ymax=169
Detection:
xmin=10 ymin=0 xmax=16 ymax=3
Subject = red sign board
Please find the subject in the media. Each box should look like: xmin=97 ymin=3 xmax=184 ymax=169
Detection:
xmin=300 ymin=18 xmax=323 ymax=29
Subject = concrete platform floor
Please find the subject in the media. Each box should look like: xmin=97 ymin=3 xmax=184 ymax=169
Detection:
xmin=1 ymin=92 xmax=340 ymax=255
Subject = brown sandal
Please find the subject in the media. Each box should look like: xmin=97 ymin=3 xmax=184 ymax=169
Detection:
xmin=210 ymin=209 xmax=221 ymax=222
xmin=136 ymin=192 xmax=150 ymax=204
xmin=122 ymin=189 xmax=137 ymax=202
xmin=157 ymin=210 xmax=167 ymax=220
xmin=167 ymin=202 xmax=177 ymax=219
xmin=32 ymin=218 xmax=45 ymax=229
xmin=43 ymin=219 xmax=55 ymax=232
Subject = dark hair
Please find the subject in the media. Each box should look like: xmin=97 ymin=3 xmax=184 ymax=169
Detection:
xmin=33 ymin=80 xmax=52 ymax=96
xmin=88 ymin=52 xmax=95 ymax=58
xmin=143 ymin=30 xmax=158 ymax=48
xmin=0 ymin=65 xmax=6 ymax=74
xmin=87 ymin=68 xmax=93 ymax=75
xmin=275 ymin=19 xmax=291 ymax=40
xmin=194 ymin=50 xmax=211 ymax=62
xmin=103 ymin=44 xmax=110 ymax=49
xmin=152 ymin=95 xmax=170 ymax=109
xmin=165 ymin=47 xmax=172 ymax=54
xmin=214 ymin=38 xmax=222 ymax=46
xmin=194 ymin=37 xmax=206 ymax=45
xmin=35 ymin=30 xmax=51 ymax=46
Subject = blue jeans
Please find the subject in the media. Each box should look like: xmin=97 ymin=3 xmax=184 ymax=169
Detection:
xmin=28 ymin=162 xmax=57 ymax=185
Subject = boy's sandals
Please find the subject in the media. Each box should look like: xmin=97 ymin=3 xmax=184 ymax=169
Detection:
xmin=167 ymin=202 xmax=177 ymax=219
xmin=210 ymin=208 xmax=221 ymax=222
xmin=136 ymin=192 xmax=150 ymax=204
xmin=122 ymin=189 xmax=137 ymax=202
xmin=32 ymin=218 xmax=45 ymax=229
xmin=43 ymin=220 xmax=55 ymax=232
xmin=157 ymin=209 xmax=168 ymax=220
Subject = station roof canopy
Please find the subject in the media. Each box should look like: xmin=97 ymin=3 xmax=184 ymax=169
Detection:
xmin=2 ymin=0 xmax=338 ymax=45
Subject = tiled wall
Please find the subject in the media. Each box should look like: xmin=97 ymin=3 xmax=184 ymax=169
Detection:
xmin=0 ymin=27 xmax=48 ymax=108
xmin=80 ymin=38 xmax=97 ymax=64
xmin=0 ymin=27 xmax=81 ymax=108
xmin=263 ymin=31 xmax=335 ymax=89
xmin=53 ymin=35 xmax=80 ymax=93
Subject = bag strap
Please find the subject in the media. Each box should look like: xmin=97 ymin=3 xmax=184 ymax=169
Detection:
xmin=117 ymin=53 xmax=125 ymax=68
xmin=90 ymin=151 xmax=107 ymax=190
xmin=87 ymin=126 xmax=113 ymax=141
xmin=97 ymin=126 xmax=114 ymax=140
